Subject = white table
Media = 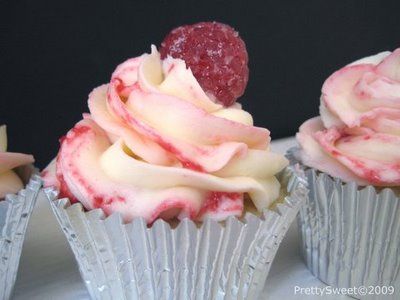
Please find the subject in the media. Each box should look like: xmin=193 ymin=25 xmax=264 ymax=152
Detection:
xmin=13 ymin=137 xmax=350 ymax=299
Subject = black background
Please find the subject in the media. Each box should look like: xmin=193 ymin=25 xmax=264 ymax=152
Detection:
xmin=1 ymin=0 xmax=399 ymax=168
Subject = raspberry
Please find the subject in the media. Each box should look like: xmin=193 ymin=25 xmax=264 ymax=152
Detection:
xmin=160 ymin=22 xmax=249 ymax=107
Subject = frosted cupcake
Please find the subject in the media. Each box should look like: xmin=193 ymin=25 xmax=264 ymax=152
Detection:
xmin=43 ymin=22 xmax=306 ymax=299
xmin=0 ymin=125 xmax=41 ymax=300
xmin=294 ymin=49 xmax=400 ymax=299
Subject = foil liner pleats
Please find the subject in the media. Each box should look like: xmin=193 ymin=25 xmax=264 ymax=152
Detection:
xmin=290 ymin=149 xmax=400 ymax=300
xmin=45 ymin=165 xmax=307 ymax=300
xmin=0 ymin=173 xmax=42 ymax=300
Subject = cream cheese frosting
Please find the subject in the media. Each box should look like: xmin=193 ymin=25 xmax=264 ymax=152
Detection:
xmin=43 ymin=46 xmax=288 ymax=223
xmin=297 ymin=49 xmax=400 ymax=186
xmin=0 ymin=125 xmax=35 ymax=198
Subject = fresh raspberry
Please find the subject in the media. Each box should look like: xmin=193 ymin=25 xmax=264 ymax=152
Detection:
xmin=160 ymin=21 xmax=249 ymax=106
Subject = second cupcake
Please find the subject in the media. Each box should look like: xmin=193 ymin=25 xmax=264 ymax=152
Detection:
xmin=294 ymin=49 xmax=400 ymax=299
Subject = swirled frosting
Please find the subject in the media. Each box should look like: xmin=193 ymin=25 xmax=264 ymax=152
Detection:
xmin=0 ymin=125 xmax=34 ymax=198
xmin=43 ymin=46 xmax=288 ymax=223
xmin=297 ymin=49 xmax=400 ymax=186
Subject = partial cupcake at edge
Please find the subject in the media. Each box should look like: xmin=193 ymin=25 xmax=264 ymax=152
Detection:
xmin=41 ymin=21 xmax=306 ymax=299
xmin=0 ymin=125 xmax=34 ymax=197
xmin=294 ymin=49 xmax=400 ymax=298
xmin=0 ymin=125 xmax=40 ymax=300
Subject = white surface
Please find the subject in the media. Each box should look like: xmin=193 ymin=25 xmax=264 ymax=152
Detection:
xmin=13 ymin=137 xmax=350 ymax=300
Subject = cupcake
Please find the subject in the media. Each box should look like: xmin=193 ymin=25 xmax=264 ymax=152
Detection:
xmin=0 ymin=125 xmax=41 ymax=300
xmin=294 ymin=49 xmax=400 ymax=298
xmin=43 ymin=22 xmax=306 ymax=299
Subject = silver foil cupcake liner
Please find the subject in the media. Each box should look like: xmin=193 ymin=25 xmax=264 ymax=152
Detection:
xmin=289 ymin=148 xmax=400 ymax=300
xmin=45 ymin=165 xmax=307 ymax=300
xmin=0 ymin=168 xmax=42 ymax=300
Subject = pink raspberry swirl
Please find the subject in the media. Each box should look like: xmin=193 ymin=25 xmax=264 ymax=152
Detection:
xmin=297 ymin=49 xmax=400 ymax=186
xmin=43 ymin=46 xmax=288 ymax=224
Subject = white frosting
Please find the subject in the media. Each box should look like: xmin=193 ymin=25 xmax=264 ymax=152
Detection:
xmin=297 ymin=50 xmax=400 ymax=186
xmin=44 ymin=47 xmax=288 ymax=223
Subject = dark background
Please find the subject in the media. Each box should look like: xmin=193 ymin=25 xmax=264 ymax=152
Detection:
xmin=1 ymin=0 xmax=399 ymax=168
